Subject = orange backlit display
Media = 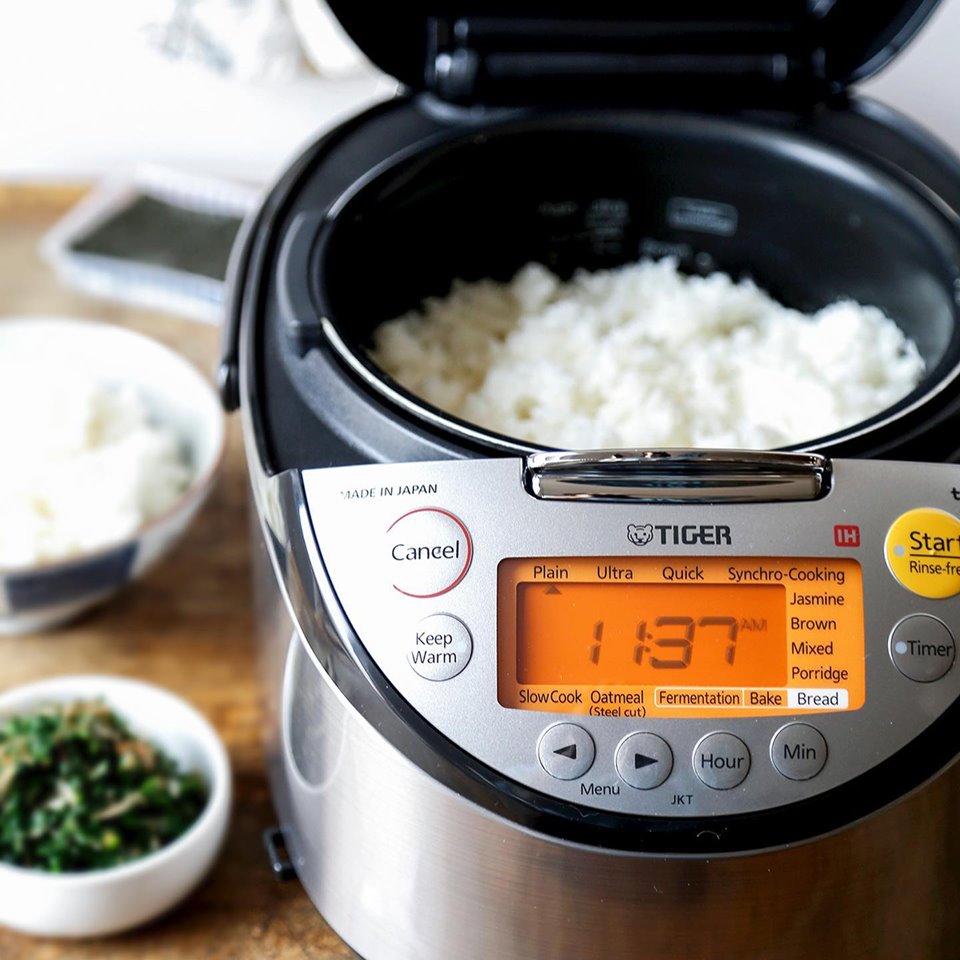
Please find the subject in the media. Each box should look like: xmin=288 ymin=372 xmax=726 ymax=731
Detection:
xmin=516 ymin=581 xmax=787 ymax=687
xmin=498 ymin=557 xmax=865 ymax=718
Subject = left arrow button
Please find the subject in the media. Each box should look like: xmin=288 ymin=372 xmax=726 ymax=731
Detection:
xmin=537 ymin=723 xmax=595 ymax=780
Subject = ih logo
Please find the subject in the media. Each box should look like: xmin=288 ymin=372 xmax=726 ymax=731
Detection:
xmin=627 ymin=523 xmax=655 ymax=547
xmin=834 ymin=524 xmax=860 ymax=547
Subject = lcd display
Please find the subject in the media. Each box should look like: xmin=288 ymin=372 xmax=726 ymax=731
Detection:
xmin=498 ymin=557 xmax=865 ymax=718
xmin=516 ymin=581 xmax=787 ymax=687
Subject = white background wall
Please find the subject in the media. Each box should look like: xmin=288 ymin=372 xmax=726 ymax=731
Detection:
xmin=0 ymin=1 xmax=958 ymax=186
xmin=867 ymin=0 xmax=960 ymax=150
xmin=0 ymin=0 xmax=386 ymax=184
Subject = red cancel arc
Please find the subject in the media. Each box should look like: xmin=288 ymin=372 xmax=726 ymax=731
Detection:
xmin=387 ymin=507 xmax=473 ymax=598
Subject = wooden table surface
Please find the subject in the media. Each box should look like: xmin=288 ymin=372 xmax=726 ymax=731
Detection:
xmin=0 ymin=185 xmax=354 ymax=959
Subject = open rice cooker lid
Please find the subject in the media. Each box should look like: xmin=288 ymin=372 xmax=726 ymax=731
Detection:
xmin=325 ymin=1 xmax=943 ymax=104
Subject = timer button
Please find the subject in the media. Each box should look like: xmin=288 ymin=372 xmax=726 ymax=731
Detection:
xmin=615 ymin=733 xmax=673 ymax=790
xmin=407 ymin=614 xmax=472 ymax=681
xmin=884 ymin=508 xmax=960 ymax=599
xmin=889 ymin=614 xmax=956 ymax=682
xmin=386 ymin=507 xmax=472 ymax=599
xmin=537 ymin=723 xmax=595 ymax=781
xmin=770 ymin=723 xmax=828 ymax=781
xmin=693 ymin=732 xmax=750 ymax=790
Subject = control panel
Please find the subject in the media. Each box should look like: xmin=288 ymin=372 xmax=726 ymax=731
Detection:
xmin=301 ymin=454 xmax=960 ymax=819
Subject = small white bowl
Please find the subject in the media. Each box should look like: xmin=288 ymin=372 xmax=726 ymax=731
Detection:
xmin=0 ymin=317 xmax=226 ymax=634
xmin=0 ymin=675 xmax=232 ymax=938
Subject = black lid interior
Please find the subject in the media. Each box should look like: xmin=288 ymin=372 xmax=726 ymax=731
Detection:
xmin=325 ymin=1 xmax=942 ymax=101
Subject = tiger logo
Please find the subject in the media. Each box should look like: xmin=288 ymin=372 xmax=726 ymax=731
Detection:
xmin=626 ymin=523 xmax=655 ymax=547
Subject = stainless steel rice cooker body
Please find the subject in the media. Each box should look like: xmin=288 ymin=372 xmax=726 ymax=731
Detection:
xmin=221 ymin=5 xmax=960 ymax=958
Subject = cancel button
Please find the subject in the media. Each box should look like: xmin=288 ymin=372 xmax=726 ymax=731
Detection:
xmin=386 ymin=507 xmax=473 ymax=598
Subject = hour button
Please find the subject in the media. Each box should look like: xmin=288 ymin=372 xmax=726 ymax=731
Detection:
xmin=693 ymin=732 xmax=750 ymax=790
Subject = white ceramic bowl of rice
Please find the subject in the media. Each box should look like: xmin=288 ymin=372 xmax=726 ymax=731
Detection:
xmin=0 ymin=317 xmax=225 ymax=634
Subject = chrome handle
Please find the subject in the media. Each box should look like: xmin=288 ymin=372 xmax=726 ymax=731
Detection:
xmin=523 ymin=449 xmax=831 ymax=503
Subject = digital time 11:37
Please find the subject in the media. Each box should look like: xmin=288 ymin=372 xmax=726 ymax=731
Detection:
xmin=590 ymin=616 xmax=740 ymax=670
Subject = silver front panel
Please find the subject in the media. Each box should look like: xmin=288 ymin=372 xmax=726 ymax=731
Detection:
xmin=302 ymin=457 xmax=960 ymax=819
xmin=270 ymin=627 xmax=960 ymax=960
xmin=243 ymin=430 xmax=960 ymax=959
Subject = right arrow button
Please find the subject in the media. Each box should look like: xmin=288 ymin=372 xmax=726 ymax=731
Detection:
xmin=616 ymin=733 xmax=673 ymax=790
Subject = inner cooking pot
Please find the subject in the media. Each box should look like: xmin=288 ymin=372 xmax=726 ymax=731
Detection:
xmin=315 ymin=112 xmax=960 ymax=456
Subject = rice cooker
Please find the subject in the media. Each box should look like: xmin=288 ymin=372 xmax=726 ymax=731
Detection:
xmin=219 ymin=4 xmax=960 ymax=958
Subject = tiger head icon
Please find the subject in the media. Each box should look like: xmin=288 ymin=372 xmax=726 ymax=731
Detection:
xmin=626 ymin=523 xmax=654 ymax=547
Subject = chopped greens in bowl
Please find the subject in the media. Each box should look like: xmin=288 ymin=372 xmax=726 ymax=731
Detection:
xmin=0 ymin=700 xmax=209 ymax=872
xmin=0 ymin=676 xmax=230 ymax=938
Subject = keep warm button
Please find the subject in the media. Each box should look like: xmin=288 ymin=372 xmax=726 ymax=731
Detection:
xmin=387 ymin=507 xmax=473 ymax=598
xmin=407 ymin=615 xmax=473 ymax=681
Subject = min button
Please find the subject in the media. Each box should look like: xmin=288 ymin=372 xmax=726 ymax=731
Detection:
xmin=693 ymin=732 xmax=750 ymax=790
xmin=889 ymin=614 xmax=956 ymax=682
xmin=770 ymin=723 xmax=828 ymax=781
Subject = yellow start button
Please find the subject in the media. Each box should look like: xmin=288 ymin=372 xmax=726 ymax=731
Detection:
xmin=884 ymin=508 xmax=960 ymax=599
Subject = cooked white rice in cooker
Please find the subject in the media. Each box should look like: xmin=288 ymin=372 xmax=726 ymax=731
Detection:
xmin=369 ymin=258 xmax=925 ymax=449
